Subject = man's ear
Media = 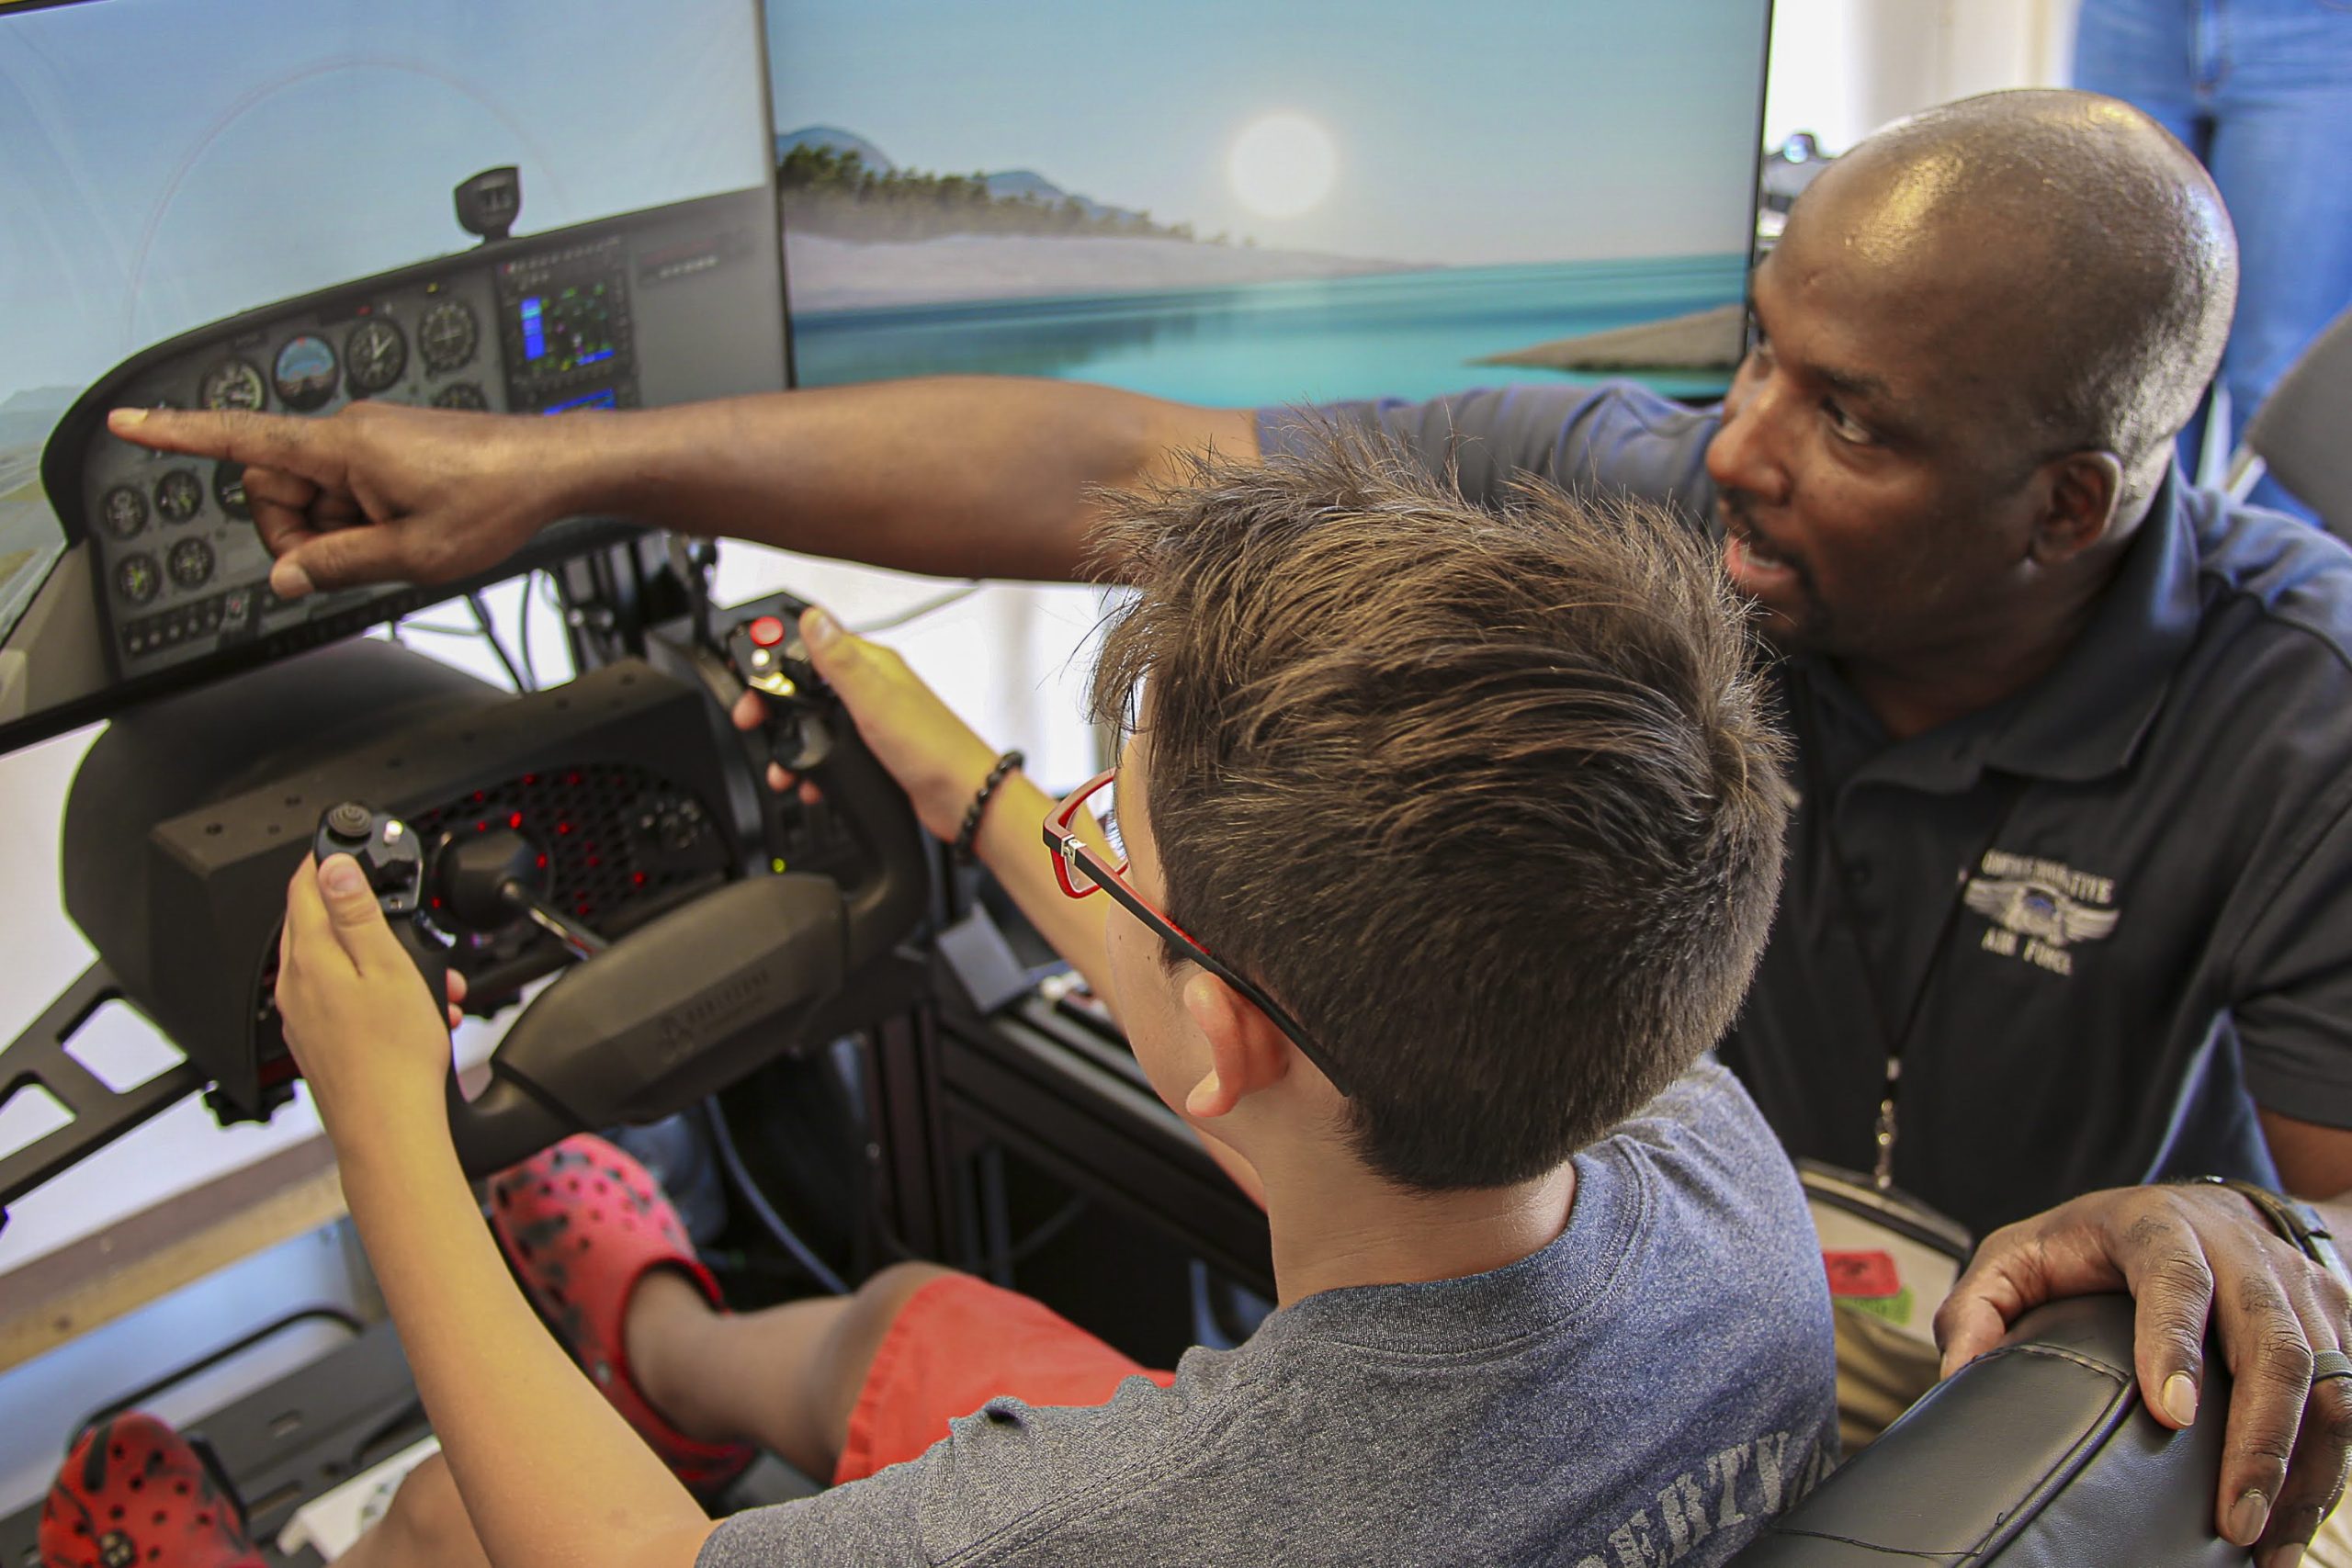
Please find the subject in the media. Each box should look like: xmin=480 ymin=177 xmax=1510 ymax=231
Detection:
xmin=2030 ymin=450 xmax=2124 ymax=565
xmin=1179 ymin=969 xmax=1290 ymax=1121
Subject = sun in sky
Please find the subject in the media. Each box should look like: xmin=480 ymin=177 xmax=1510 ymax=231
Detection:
xmin=1227 ymin=112 xmax=1337 ymax=219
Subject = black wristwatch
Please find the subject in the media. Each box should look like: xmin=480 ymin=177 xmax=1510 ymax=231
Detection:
xmin=2184 ymin=1175 xmax=2350 ymax=1284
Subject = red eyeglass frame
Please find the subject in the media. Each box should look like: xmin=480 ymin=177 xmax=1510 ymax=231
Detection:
xmin=1044 ymin=768 xmax=1348 ymax=1095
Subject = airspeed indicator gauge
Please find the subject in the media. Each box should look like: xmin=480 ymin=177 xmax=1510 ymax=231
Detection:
xmin=198 ymin=358 xmax=266 ymax=412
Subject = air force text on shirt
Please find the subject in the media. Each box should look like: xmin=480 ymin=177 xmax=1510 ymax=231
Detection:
xmin=1964 ymin=849 xmax=2121 ymax=977
xmin=1575 ymin=1427 xmax=1831 ymax=1568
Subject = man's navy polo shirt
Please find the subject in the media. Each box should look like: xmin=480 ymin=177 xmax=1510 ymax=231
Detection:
xmin=1262 ymin=384 xmax=2352 ymax=1239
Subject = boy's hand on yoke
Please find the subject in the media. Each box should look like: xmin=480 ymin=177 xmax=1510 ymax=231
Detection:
xmin=1936 ymin=1182 xmax=2352 ymax=1563
xmin=277 ymin=853 xmax=469 ymax=1140
xmin=731 ymin=605 xmax=1002 ymax=840
xmin=106 ymin=402 xmax=572 ymax=601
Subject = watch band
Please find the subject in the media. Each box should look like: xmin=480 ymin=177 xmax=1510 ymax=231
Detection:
xmin=2184 ymin=1175 xmax=2349 ymax=1284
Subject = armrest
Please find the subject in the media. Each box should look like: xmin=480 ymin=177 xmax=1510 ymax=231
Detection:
xmin=1731 ymin=1295 xmax=2246 ymax=1566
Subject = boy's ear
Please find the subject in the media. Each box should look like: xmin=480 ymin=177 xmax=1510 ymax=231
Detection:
xmin=1180 ymin=969 xmax=1290 ymax=1121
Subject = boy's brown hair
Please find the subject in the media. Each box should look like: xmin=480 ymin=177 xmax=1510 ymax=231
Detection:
xmin=1088 ymin=428 xmax=1787 ymax=1190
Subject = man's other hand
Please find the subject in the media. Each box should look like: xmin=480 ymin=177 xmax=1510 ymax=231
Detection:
xmin=730 ymin=606 xmax=1000 ymax=841
xmin=1936 ymin=1183 xmax=2352 ymax=1565
xmin=105 ymin=402 xmax=573 ymax=600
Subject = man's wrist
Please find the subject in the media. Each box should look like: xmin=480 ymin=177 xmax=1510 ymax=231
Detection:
xmin=2181 ymin=1175 xmax=2350 ymax=1281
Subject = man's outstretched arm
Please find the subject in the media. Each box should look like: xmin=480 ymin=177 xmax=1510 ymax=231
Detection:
xmin=107 ymin=376 xmax=1258 ymax=596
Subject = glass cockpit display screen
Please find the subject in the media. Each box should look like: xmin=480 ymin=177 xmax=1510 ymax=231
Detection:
xmin=0 ymin=0 xmax=787 ymax=750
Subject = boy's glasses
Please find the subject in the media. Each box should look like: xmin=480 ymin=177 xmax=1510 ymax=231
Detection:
xmin=1045 ymin=768 xmax=1348 ymax=1096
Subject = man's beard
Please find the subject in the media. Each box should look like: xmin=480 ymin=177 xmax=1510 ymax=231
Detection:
xmin=1719 ymin=489 xmax=1835 ymax=653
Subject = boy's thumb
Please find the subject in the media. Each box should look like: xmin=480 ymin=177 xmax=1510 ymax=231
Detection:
xmin=318 ymin=854 xmax=388 ymax=932
xmin=799 ymin=605 xmax=859 ymax=685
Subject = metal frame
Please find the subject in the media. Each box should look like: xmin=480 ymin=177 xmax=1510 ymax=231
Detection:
xmin=0 ymin=963 xmax=204 ymax=1233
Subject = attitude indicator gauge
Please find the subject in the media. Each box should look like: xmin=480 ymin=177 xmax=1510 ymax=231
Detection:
xmin=345 ymin=318 xmax=408 ymax=396
xmin=273 ymin=334 xmax=339 ymax=412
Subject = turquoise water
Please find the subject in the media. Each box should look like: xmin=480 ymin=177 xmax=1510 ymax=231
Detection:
xmin=790 ymin=253 xmax=1746 ymax=408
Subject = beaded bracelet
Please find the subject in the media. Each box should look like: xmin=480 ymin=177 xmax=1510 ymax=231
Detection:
xmin=953 ymin=750 xmax=1025 ymax=865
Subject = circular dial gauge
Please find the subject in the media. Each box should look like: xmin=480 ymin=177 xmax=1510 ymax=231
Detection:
xmin=154 ymin=468 xmax=203 ymax=524
xmin=419 ymin=300 xmax=479 ymax=373
xmin=167 ymin=536 xmax=215 ymax=591
xmin=100 ymin=484 xmax=148 ymax=540
xmin=344 ymin=318 xmax=408 ymax=395
xmin=273 ymin=334 xmax=338 ymax=412
xmin=432 ymin=381 xmax=488 ymax=411
xmin=213 ymin=461 xmax=251 ymax=520
xmin=198 ymin=358 xmax=266 ymax=412
xmin=116 ymin=553 xmax=160 ymax=605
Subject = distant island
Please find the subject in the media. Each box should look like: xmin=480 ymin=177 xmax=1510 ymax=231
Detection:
xmin=777 ymin=126 xmax=1213 ymax=245
xmin=774 ymin=127 xmax=1419 ymax=312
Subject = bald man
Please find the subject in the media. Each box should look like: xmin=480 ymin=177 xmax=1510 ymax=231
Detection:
xmin=112 ymin=89 xmax=2352 ymax=1565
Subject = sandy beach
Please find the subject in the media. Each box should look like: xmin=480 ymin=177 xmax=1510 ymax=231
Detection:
xmin=784 ymin=233 xmax=1422 ymax=313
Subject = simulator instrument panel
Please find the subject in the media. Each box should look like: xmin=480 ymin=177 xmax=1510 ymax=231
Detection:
xmin=40 ymin=186 xmax=785 ymax=693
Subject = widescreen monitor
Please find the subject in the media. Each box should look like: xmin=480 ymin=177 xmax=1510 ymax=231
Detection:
xmin=0 ymin=0 xmax=787 ymax=752
xmin=763 ymin=0 xmax=1772 ymax=408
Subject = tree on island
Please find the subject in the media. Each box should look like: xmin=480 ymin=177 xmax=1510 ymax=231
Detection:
xmin=777 ymin=145 xmax=1210 ymax=244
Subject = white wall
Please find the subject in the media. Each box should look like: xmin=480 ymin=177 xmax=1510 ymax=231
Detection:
xmin=1766 ymin=0 xmax=2078 ymax=153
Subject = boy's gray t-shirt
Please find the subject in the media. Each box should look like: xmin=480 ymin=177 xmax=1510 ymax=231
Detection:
xmin=697 ymin=1060 xmax=1838 ymax=1567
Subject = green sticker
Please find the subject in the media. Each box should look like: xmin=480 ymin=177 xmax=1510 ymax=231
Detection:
xmin=1843 ymin=1285 xmax=1916 ymax=1329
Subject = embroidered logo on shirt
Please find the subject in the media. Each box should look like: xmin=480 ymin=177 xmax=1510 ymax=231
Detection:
xmin=1962 ymin=850 xmax=2120 ymax=977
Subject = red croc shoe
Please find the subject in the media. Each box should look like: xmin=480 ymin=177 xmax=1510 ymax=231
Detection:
xmin=40 ymin=1412 xmax=264 ymax=1568
xmin=489 ymin=1133 xmax=754 ymax=1493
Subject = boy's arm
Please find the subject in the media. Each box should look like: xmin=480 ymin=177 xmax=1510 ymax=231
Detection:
xmin=797 ymin=610 xmax=1267 ymax=1209
xmin=277 ymin=859 xmax=716 ymax=1568
xmin=787 ymin=607 xmax=1119 ymax=1002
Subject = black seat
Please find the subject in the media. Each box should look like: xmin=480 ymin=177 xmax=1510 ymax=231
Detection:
xmin=1732 ymin=1295 xmax=2246 ymax=1565
xmin=2226 ymin=299 xmax=2352 ymax=536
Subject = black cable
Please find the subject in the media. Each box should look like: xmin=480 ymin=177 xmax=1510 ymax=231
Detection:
xmin=706 ymin=1093 xmax=850 ymax=1295
xmin=467 ymin=592 xmax=528 ymax=691
xmin=515 ymin=571 xmax=542 ymax=693
xmin=1004 ymin=1195 xmax=1089 ymax=1269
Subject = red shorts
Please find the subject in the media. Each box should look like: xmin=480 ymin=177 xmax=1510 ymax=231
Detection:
xmin=833 ymin=1273 xmax=1177 ymax=1484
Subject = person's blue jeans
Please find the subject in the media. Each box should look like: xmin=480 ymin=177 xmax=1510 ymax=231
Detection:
xmin=2075 ymin=0 xmax=2352 ymax=521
